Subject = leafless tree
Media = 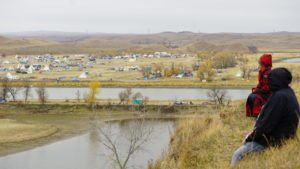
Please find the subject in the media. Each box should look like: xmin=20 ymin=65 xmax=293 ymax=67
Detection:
xmin=132 ymin=92 xmax=143 ymax=101
xmin=240 ymin=66 xmax=252 ymax=80
xmin=238 ymin=56 xmax=252 ymax=80
xmin=91 ymin=119 xmax=153 ymax=169
xmin=118 ymin=88 xmax=133 ymax=104
xmin=0 ymin=78 xmax=10 ymax=101
xmin=76 ymin=90 xmax=81 ymax=103
xmin=248 ymin=46 xmax=258 ymax=54
xmin=207 ymin=87 xmax=230 ymax=107
xmin=7 ymin=87 xmax=20 ymax=102
xmin=1 ymin=53 xmax=6 ymax=58
xmin=142 ymin=96 xmax=150 ymax=113
xmin=36 ymin=83 xmax=48 ymax=104
xmin=23 ymin=79 xmax=32 ymax=103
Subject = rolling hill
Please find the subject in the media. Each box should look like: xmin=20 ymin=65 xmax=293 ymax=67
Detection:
xmin=1 ymin=31 xmax=300 ymax=55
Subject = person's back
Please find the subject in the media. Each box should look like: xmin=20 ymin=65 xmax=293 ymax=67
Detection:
xmin=232 ymin=67 xmax=300 ymax=166
xmin=248 ymin=68 xmax=299 ymax=146
xmin=251 ymin=87 xmax=299 ymax=146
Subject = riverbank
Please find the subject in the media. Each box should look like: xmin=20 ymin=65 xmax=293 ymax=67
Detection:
xmin=149 ymin=98 xmax=300 ymax=168
xmin=7 ymin=78 xmax=256 ymax=88
xmin=0 ymin=103 xmax=208 ymax=157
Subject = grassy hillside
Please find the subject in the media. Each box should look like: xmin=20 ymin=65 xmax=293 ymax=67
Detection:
xmin=1 ymin=31 xmax=300 ymax=55
xmin=0 ymin=35 xmax=58 ymax=51
xmin=149 ymin=83 xmax=300 ymax=169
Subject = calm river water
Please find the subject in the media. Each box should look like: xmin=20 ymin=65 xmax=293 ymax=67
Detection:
xmin=17 ymin=87 xmax=251 ymax=100
xmin=0 ymin=119 xmax=175 ymax=169
xmin=281 ymin=58 xmax=300 ymax=63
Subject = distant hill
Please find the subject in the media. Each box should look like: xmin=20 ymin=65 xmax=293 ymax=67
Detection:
xmin=1 ymin=31 xmax=300 ymax=55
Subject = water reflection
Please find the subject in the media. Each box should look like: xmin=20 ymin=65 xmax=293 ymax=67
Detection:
xmin=0 ymin=119 xmax=175 ymax=169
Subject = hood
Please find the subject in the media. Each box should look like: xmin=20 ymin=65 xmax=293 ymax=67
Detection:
xmin=268 ymin=68 xmax=292 ymax=92
xmin=259 ymin=54 xmax=272 ymax=68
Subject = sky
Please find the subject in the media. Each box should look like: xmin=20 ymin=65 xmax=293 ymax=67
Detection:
xmin=0 ymin=0 xmax=299 ymax=34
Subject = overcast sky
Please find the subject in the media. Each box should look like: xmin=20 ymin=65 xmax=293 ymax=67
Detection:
xmin=0 ymin=0 xmax=299 ymax=33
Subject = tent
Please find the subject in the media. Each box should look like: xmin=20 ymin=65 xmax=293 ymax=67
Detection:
xmin=6 ymin=73 xmax=19 ymax=80
xmin=43 ymin=65 xmax=50 ymax=71
xmin=79 ymin=72 xmax=87 ymax=78
xmin=27 ymin=66 xmax=33 ymax=74
xmin=235 ymin=71 xmax=243 ymax=77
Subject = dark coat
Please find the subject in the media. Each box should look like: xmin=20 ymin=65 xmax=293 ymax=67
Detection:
xmin=246 ymin=68 xmax=300 ymax=146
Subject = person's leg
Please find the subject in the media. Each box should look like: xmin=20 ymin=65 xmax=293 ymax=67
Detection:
xmin=246 ymin=93 xmax=257 ymax=116
xmin=231 ymin=142 xmax=265 ymax=167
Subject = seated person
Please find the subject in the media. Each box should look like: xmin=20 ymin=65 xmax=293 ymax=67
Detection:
xmin=232 ymin=68 xmax=300 ymax=166
xmin=246 ymin=54 xmax=272 ymax=117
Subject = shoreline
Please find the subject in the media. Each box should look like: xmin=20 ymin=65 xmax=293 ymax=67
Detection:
xmin=0 ymin=104 xmax=203 ymax=157
xmin=6 ymin=80 xmax=256 ymax=88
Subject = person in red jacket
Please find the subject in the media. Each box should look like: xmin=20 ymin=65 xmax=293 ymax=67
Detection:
xmin=246 ymin=54 xmax=272 ymax=117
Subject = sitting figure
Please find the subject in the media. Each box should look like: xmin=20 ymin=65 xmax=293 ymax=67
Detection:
xmin=246 ymin=54 xmax=272 ymax=117
xmin=231 ymin=68 xmax=300 ymax=166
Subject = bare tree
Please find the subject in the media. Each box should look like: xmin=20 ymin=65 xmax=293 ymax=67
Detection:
xmin=91 ymin=119 xmax=153 ymax=169
xmin=0 ymin=78 xmax=22 ymax=102
xmin=142 ymin=96 xmax=150 ymax=113
xmin=1 ymin=53 xmax=6 ymax=58
xmin=23 ymin=79 xmax=32 ymax=103
xmin=76 ymin=90 xmax=81 ymax=103
xmin=118 ymin=88 xmax=133 ymax=105
xmin=248 ymin=46 xmax=258 ymax=54
xmin=132 ymin=92 xmax=143 ymax=101
xmin=240 ymin=66 xmax=252 ymax=80
xmin=36 ymin=83 xmax=48 ymax=104
xmin=0 ymin=78 xmax=10 ymax=101
xmin=7 ymin=87 xmax=20 ymax=102
xmin=239 ymin=56 xmax=252 ymax=80
xmin=207 ymin=87 xmax=230 ymax=107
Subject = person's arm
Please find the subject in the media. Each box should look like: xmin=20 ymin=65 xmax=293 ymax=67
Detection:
xmin=253 ymin=70 xmax=271 ymax=94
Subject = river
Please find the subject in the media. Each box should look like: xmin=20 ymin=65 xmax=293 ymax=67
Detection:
xmin=0 ymin=119 xmax=175 ymax=169
xmin=280 ymin=57 xmax=300 ymax=63
xmin=17 ymin=87 xmax=251 ymax=100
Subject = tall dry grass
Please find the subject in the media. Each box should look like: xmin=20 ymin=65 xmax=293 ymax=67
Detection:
xmin=149 ymin=87 xmax=300 ymax=169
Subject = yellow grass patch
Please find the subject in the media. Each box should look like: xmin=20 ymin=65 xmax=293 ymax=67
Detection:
xmin=0 ymin=119 xmax=58 ymax=143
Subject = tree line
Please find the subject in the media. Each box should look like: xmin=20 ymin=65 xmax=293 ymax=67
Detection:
xmin=0 ymin=78 xmax=48 ymax=104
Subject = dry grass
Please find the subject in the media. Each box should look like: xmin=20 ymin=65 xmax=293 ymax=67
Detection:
xmin=0 ymin=119 xmax=58 ymax=143
xmin=149 ymin=85 xmax=300 ymax=169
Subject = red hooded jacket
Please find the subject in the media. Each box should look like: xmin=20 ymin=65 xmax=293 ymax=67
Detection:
xmin=253 ymin=54 xmax=272 ymax=98
xmin=246 ymin=54 xmax=272 ymax=117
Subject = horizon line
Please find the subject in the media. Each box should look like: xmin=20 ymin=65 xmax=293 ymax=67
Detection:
xmin=1 ymin=30 xmax=300 ymax=35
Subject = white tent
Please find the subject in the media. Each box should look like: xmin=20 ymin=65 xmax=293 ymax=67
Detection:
xmin=129 ymin=58 xmax=136 ymax=62
xmin=27 ymin=66 xmax=33 ymax=74
xmin=43 ymin=65 xmax=50 ymax=71
xmin=6 ymin=73 xmax=19 ymax=80
xmin=235 ymin=71 xmax=243 ymax=77
xmin=79 ymin=72 xmax=87 ymax=78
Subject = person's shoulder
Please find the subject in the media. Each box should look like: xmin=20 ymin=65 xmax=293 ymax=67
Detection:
xmin=273 ymin=88 xmax=292 ymax=98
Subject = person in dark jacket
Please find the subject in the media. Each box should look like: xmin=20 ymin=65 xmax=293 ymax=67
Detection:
xmin=246 ymin=54 xmax=272 ymax=117
xmin=231 ymin=67 xmax=300 ymax=166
